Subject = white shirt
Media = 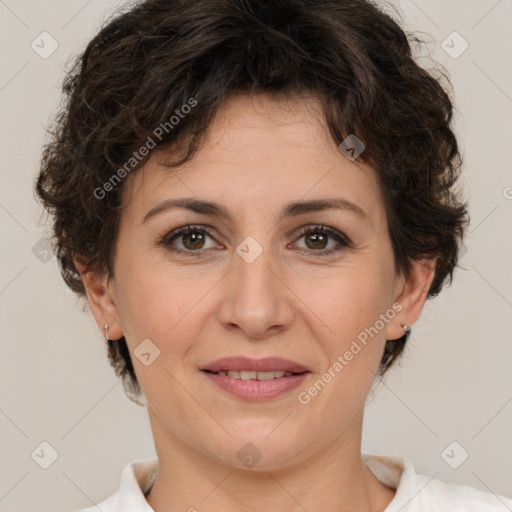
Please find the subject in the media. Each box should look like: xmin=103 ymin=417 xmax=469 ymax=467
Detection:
xmin=77 ymin=453 xmax=512 ymax=511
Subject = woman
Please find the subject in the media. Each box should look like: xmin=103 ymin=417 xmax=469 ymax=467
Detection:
xmin=35 ymin=0 xmax=512 ymax=510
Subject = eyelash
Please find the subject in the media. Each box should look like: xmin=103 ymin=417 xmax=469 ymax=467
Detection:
xmin=159 ymin=224 xmax=352 ymax=257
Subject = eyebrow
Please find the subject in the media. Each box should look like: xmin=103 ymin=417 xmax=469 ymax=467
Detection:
xmin=142 ymin=197 xmax=368 ymax=225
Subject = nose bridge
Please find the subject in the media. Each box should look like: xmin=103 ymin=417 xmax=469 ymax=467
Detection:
xmin=236 ymin=236 xmax=275 ymax=296
xmin=218 ymin=234 xmax=294 ymax=337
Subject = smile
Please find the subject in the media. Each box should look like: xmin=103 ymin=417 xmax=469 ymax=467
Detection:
xmin=200 ymin=356 xmax=311 ymax=401
xmin=209 ymin=370 xmax=296 ymax=380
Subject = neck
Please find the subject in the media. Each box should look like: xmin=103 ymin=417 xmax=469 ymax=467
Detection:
xmin=145 ymin=407 xmax=395 ymax=512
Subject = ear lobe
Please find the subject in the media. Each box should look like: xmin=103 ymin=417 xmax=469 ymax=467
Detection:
xmin=74 ymin=256 xmax=124 ymax=341
xmin=386 ymin=258 xmax=436 ymax=340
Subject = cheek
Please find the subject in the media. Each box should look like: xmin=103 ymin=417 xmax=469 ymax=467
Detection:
xmin=114 ymin=254 xmax=217 ymax=356
xmin=295 ymin=259 xmax=394 ymax=345
xmin=294 ymin=266 xmax=394 ymax=433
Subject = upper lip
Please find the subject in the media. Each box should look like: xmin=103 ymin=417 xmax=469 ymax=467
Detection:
xmin=201 ymin=356 xmax=310 ymax=373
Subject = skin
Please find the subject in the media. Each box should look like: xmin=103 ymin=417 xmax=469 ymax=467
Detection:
xmin=77 ymin=92 xmax=435 ymax=511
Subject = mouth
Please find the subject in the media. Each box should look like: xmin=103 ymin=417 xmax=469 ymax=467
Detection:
xmin=203 ymin=369 xmax=300 ymax=380
xmin=201 ymin=356 xmax=310 ymax=374
xmin=201 ymin=356 xmax=310 ymax=401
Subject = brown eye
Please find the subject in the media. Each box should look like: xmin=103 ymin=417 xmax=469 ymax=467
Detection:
xmin=293 ymin=225 xmax=351 ymax=255
xmin=304 ymin=231 xmax=329 ymax=250
xmin=180 ymin=231 xmax=206 ymax=250
xmin=161 ymin=225 xmax=219 ymax=254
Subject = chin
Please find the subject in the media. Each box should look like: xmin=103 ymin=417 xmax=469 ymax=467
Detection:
xmin=211 ymin=425 xmax=308 ymax=472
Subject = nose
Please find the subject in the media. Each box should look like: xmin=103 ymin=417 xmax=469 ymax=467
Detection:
xmin=216 ymin=239 xmax=295 ymax=340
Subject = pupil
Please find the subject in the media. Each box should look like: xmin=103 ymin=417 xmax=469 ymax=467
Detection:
xmin=184 ymin=232 xmax=204 ymax=249
xmin=307 ymin=232 xmax=327 ymax=250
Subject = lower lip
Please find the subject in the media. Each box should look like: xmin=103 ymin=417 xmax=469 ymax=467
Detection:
xmin=202 ymin=371 xmax=309 ymax=401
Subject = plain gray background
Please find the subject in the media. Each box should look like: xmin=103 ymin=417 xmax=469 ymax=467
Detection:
xmin=1 ymin=0 xmax=511 ymax=510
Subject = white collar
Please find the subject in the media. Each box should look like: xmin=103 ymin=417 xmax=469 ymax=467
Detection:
xmin=84 ymin=453 xmax=512 ymax=511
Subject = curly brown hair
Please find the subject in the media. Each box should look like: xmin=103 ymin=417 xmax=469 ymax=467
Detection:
xmin=35 ymin=0 xmax=469 ymax=403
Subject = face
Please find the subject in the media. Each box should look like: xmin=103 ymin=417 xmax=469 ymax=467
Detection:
xmin=83 ymin=93 xmax=432 ymax=471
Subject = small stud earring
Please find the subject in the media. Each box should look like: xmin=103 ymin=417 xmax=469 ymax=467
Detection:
xmin=401 ymin=322 xmax=411 ymax=335
xmin=103 ymin=324 xmax=110 ymax=341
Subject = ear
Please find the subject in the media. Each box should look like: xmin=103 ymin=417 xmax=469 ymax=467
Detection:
xmin=385 ymin=258 xmax=436 ymax=340
xmin=74 ymin=256 xmax=124 ymax=341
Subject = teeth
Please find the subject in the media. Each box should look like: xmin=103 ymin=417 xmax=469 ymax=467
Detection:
xmin=256 ymin=371 xmax=276 ymax=380
xmin=216 ymin=370 xmax=295 ymax=380
xmin=240 ymin=370 xmax=257 ymax=380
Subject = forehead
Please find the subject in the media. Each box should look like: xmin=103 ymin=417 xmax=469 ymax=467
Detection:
xmin=120 ymin=93 xmax=385 ymax=229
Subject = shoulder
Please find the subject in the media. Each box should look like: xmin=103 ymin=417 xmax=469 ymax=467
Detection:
xmin=76 ymin=491 xmax=120 ymax=512
xmin=363 ymin=453 xmax=512 ymax=511
xmin=409 ymin=471 xmax=512 ymax=511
